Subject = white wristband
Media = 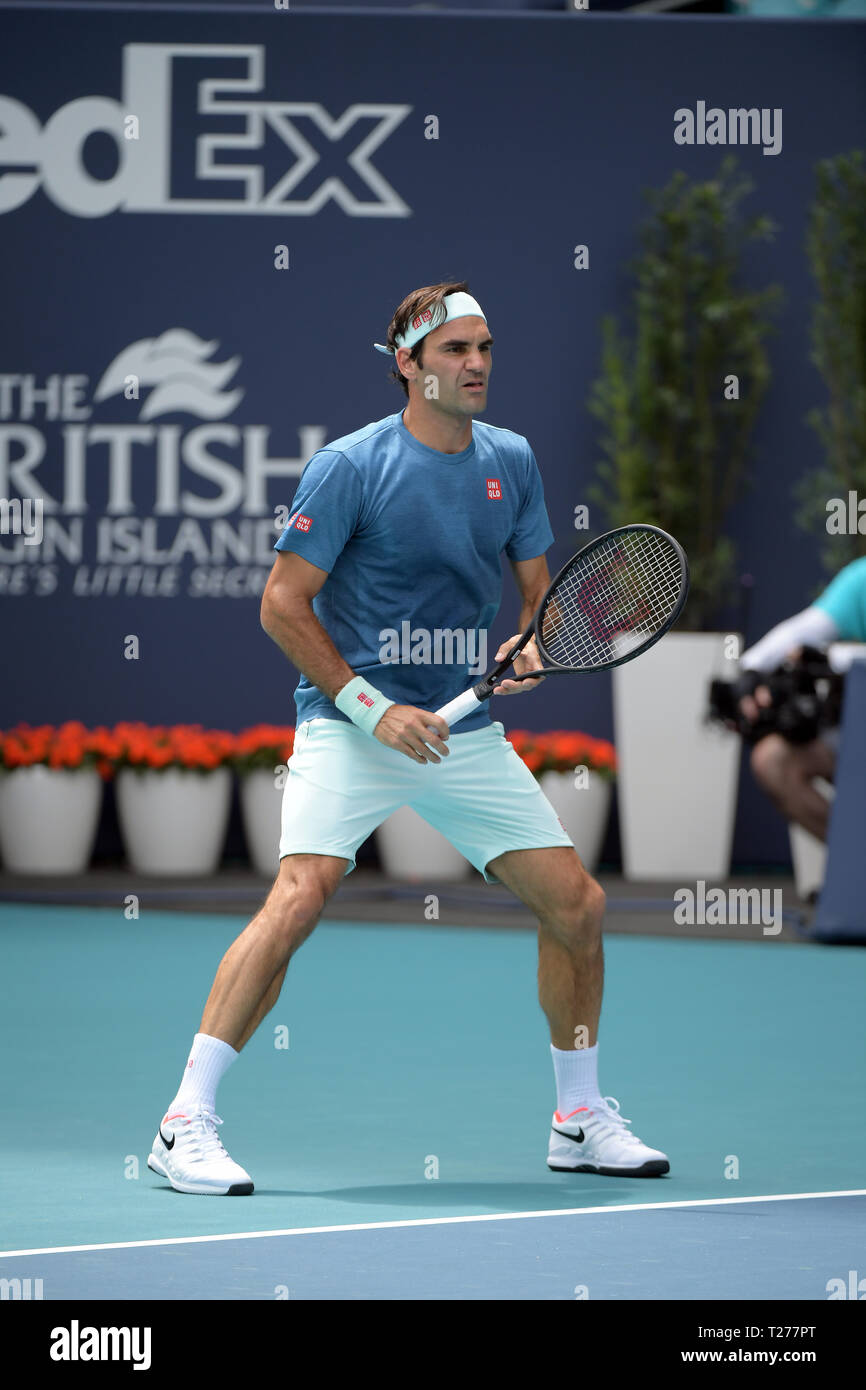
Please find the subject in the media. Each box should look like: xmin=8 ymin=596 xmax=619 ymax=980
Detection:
xmin=334 ymin=676 xmax=394 ymax=737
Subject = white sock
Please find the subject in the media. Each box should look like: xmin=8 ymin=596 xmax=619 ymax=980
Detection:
xmin=166 ymin=1033 xmax=238 ymax=1117
xmin=551 ymin=1042 xmax=602 ymax=1117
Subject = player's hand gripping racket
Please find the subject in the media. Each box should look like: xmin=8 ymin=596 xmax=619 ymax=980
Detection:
xmin=434 ymin=524 xmax=689 ymax=729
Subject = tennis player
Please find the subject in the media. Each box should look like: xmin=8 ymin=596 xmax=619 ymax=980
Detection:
xmin=148 ymin=281 xmax=669 ymax=1194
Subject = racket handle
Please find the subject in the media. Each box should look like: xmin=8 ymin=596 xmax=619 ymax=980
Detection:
xmin=434 ymin=686 xmax=485 ymax=728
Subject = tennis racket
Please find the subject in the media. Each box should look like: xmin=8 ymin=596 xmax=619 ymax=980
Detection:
xmin=433 ymin=524 xmax=689 ymax=729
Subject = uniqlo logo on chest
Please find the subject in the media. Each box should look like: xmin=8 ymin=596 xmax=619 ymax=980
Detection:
xmin=487 ymin=478 xmax=502 ymax=500
xmin=294 ymin=514 xmax=312 ymax=532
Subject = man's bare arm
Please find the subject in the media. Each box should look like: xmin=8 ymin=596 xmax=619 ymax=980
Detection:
xmin=490 ymin=554 xmax=550 ymax=695
xmin=259 ymin=551 xmax=449 ymax=764
xmin=260 ymin=551 xmax=356 ymax=702
xmin=511 ymin=553 xmax=549 ymax=625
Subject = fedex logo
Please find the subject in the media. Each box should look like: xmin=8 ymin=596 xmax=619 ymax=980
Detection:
xmin=294 ymin=513 xmax=312 ymax=532
xmin=0 ymin=44 xmax=412 ymax=218
xmin=487 ymin=478 xmax=502 ymax=500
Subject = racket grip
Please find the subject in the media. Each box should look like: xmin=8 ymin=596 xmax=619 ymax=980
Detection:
xmin=434 ymin=686 xmax=485 ymax=729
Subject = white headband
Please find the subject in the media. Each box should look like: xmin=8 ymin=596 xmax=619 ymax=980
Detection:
xmin=373 ymin=291 xmax=487 ymax=355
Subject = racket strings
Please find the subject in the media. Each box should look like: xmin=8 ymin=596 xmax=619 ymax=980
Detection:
xmin=540 ymin=530 xmax=684 ymax=670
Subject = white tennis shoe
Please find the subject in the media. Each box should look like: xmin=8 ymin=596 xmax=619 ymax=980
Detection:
xmin=548 ymin=1096 xmax=669 ymax=1177
xmin=148 ymin=1106 xmax=254 ymax=1195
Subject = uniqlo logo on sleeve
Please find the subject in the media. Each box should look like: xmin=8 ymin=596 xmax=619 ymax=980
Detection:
xmin=357 ymin=692 xmax=374 ymax=707
xmin=294 ymin=514 xmax=312 ymax=532
xmin=486 ymin=478 xmax=502 ymax=500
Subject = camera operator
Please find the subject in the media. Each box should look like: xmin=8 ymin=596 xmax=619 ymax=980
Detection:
xmin=738 ymin=556 xmax=866 ymax=843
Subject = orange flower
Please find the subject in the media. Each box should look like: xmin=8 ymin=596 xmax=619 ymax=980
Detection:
xmin=231 ymin=725 xmax=296 ymax=771
xmin=500 ymin=727 xmax=616 ymax=780
xmin=0 ymin=722 xmax=300 ymax=777
xmin=0 ymin=722 xmax=119 ymax=773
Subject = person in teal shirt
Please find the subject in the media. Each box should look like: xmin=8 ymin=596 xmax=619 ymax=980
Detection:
xmin=813 ymin=556 xmax=866 ymax=640
xmin=739 ymin=555 xmax=866 ymax=843
xmin=728 ymin=0 xmax=866 ymax=16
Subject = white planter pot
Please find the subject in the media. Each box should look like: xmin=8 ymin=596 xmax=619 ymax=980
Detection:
xmin=0 ymin=766 xmax=103 ymax=874
xmin=788 ymin=778 xmax=834 ymax=899
xmin=613 ymin=632 xmax=742 ymax=880
xmin=376 ymin=805 xmax=471 ymax=881
xmin=239 ymin=767 xmax=286 ymax=877
xmin=116 ymin=767 xmax=232 ymax=875
xmin=538 ymin=770 xmax=612 ymax=875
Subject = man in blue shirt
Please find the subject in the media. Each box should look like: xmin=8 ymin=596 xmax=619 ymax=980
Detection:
xmin=148 ymin=281 xmax=668 ymax=1196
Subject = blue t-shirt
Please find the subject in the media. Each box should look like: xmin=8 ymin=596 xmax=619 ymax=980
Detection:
xmin=273 ymin=410 xmax=554 ymax=732
xmin=814 ymin=556 xmax=866 ymax=641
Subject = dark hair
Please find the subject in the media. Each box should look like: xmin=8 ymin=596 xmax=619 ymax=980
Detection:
xmin=382 ymin=280 xmax=471 ymax=397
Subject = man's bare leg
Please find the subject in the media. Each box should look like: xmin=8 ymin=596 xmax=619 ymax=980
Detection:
xmin=750 ymin=735 xmax=836 ymax=842
xmin=200 ymin=852 xmax=349 ymax=1051
xmin=485 ymin=844 xmax=667 ymax=1175
xmin=149 ymin=853 xmax=348 ymax=1194
xmin=485 ymin=846 xmax=605 ymax=1048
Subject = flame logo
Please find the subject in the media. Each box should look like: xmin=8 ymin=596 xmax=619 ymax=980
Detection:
xmin=93 ymin=329 xmax=244 ymax=420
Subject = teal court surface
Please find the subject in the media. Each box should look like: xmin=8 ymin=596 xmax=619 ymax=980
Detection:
xmin=1 ymin=903 xmax=864 ymax=1300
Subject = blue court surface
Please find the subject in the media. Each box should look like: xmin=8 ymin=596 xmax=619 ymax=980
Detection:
xmin=1 ymin=904 xmax=864 ymax=1300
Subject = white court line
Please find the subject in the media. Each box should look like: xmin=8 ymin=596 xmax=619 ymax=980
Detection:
xmin=1 ymin=1189 xmax=864 ymax=1259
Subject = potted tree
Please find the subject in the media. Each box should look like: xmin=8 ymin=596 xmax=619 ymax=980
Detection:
xmin=0 ymin=722 xmax=113 ymax=874
xmin=588 ymin=157 xmax=782 ymax=879
xmin=794 ymin=150 xmax=866 ymax=575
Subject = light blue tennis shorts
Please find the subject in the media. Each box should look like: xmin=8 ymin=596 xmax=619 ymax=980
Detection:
xmin=279 ymin=717 xmax=575 ymax=883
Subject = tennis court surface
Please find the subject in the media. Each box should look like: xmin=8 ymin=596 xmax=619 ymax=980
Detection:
xmin=1 ymin=901 xmax=864 ymax=1300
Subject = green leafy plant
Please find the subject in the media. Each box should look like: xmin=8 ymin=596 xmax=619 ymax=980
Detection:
xmin=588 ymin=157 xmax=783 ymax=630
xmin=795 ymin=150 xmax=866 ymax=576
